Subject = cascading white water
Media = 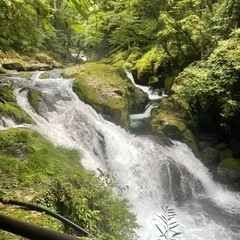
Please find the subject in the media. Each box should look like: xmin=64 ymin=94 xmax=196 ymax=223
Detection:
xmin=4 ymin=72 xmax=240 ymax=240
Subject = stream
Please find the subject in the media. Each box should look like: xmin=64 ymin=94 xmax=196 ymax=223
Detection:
xmin=0 ymin=70 xmax=240 ymax=240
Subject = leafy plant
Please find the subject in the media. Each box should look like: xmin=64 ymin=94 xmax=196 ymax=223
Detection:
xmin=154 ymin=206 xmax=181 ymax=240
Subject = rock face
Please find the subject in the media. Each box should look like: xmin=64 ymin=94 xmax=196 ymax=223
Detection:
xmin=68 ymin=62 xmax=147 ymax=129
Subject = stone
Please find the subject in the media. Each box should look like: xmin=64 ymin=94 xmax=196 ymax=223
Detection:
xmin=151 ymin=110 xmax=187 ymax=140
xmin=214 ymin=142 xmax=227 ymax=152
xmin=200 ymin=147 xmax=220 ymax=165
xmin=35 ymin=53 xmax=62 ymax=68
xmin=220 ymin=149 xmax=233 ymax=161
xmin=130 ymin=88 xmax=148 ymax=114
xmin=71 ymin=62 xmax=136 ymax=128
xmin=38 ymin=72 xmax=51 ymax=79
xmin=25 ymin=63 xmax=53 ymax=71
xmin=2 ymin=61 xmax=25 ymax=71
xmin=216 ymin=157 xmax=240 ymax=181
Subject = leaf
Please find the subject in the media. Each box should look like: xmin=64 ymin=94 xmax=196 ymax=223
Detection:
xmin=172 ymin=232 xmax=182 ymax=237
xmin=70 ymin=24 xmax=85 ymax=33
xmin=70 ymin=0 xmax=88 ymax=20
xmin=42 ymin=19 xmax=52 ymax=31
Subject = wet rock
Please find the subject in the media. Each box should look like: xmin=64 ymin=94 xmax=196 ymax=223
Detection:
xmin=35 ymin=53 xmax=62 ymax=68
xmin=220 ymin=149 xmax=233 ymax=161
xmin=200 ymin=147 xmax=220 ymax=165
xmin=2 ymin=61 xmax=25 ymax=71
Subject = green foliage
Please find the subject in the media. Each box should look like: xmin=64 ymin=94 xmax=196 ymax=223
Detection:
xmin=154 ymin=206 xmax=181 ymax=240
xmin=0 ymin=0 xmax=52 ymax=52
xmin=173 ymin=29 xmax=240 ymax=132
xmin=0 ymin=128 xmax=138 ymax=239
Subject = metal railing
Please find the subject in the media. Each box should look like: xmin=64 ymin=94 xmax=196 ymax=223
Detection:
xmin=0 ymin=198 xmax=98 ymax=240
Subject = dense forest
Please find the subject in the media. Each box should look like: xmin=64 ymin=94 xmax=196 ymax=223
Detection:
xmin=0 ymin=0 xmax=240 ymax=239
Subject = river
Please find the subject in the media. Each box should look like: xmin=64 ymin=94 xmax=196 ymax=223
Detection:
xmin=1 ymin=71 xmax=240 ymax=240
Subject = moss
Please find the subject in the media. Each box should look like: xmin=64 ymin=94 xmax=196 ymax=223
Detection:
xmin=200 ymin=147 xmax=220 ymax=165
xmin=148 ymin=76 xmax=159 ymax=86
xmin=72 ymin=62 xmax=134 ymax=128
xmin=134 ymin=47 xmax=167 ymax=83
xmin=217 ymin=158 xmax=240 ymax=180
xmin=19 ymin=71 xmax=32 ymax=79
xmin=220 ymin=149 xmax=233 ymax=161
xmin=38 ymin=72 xmax=50 ymax=79
xmin=0 ymin=102 xmax=35 ymax=124
xmin=151 ymin=109 xmax=187 ymax=140
xmin=218 ymin=158 xmax=240 ymax=170
xmin=27 ymin=89 xmax=42 ymax=113
xmin=0 ymin=85 xmax=34 ymax=124
xmin=61 ymin=65 xmax=82 ymax=78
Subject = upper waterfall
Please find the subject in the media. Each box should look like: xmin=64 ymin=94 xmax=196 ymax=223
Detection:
xmin=11 ymin=72 xmax=240 ymax=240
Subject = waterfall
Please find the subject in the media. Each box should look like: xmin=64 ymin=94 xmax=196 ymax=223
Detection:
xmin=4 ymin=72 xmax=240 ymax=240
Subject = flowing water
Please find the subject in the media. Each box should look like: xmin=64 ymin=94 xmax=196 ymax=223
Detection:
xmin=1 ymin=71 xmax=240 ymax=240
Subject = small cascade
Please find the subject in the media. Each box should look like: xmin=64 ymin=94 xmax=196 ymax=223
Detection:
xmin=1 ymin=72 xmax=239 ymax=240
xmin=126 ymin=70 xmax=165 ymax=134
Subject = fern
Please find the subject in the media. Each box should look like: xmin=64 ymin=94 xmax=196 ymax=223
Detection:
xmin=155 ymin=206 xmax=181 ymax=240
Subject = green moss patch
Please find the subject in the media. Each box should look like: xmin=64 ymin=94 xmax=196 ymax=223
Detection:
xmin=27 ymin=89 xmax=42 ymax=113
xmin=0 ymin=85 xmax=34 ymax=124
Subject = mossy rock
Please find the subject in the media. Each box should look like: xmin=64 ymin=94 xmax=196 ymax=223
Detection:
xmin=2 ymin=61 xmax=25 ymax=71
xmin=61 ymin=65 xmax=82 ymax=78
xmin=159 ymin=96 xmax=189 ymax=118
xmin=19 ymin=71 xmax=33 ymax=80
xmin=200 ymin=147 xmax=220 ymax=165
xmin=182 ymin=129 xmax=200 ymax=157
xmin=130 ymin=88 xmax=148 ymax=114
xmin=6 ymin=50 xmax=21 ymax=59
xmin=25 ymin=63 xmax=53 ymax=71
xmin=135 ymin=57 xmax=153 ymax=83
xmin=72 ymin=62 xmax=136 ymax=128
xmin=216 ymin=157 xmax=240 ymax=181
xmin=35 ymin=53 xmax=62 ymax=68
xmin=214 ymin=142 xmax=227 ymax=152
xmin=0 ymin=85 xmax=34 ymax=124
xmin=220 ymin=149 xmax=233 ymax=161
xmin=28 ymin=89 xmax=42 ymax=113
xmin=38 ymin=72 xmax=50 ymax=79
xmin=150 ymin=110 xmax=187 ymax=140
xmin=148 ymin=76 xmax=159 ymax=86
xmin=0 ymin=65 xmax=7 ymax=74
xmin=197 ymin=141 xmax=210 ymax=151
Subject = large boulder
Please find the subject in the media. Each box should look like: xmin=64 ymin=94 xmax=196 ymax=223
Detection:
xmin=130 ymin=88 xmax=148 ymax=114
xmin=35 ymin=53 xmax=62 ymax=68
xmin=25 ymin=63 xmax=53 ymax=71
xmin=151 ymin=109 xmax=187 ymax=140
xmin=200 ymin=147 xmax=220 ymax=165
xmin=214 ymin=158 xmax=240 ymax=189
xmin=71 ymin=62 xmax=142 ymax=129
xmin=150 ymin=96 xmax=199 ymax=156
xmin=2 ymin=61 xmax=25 ymax=71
